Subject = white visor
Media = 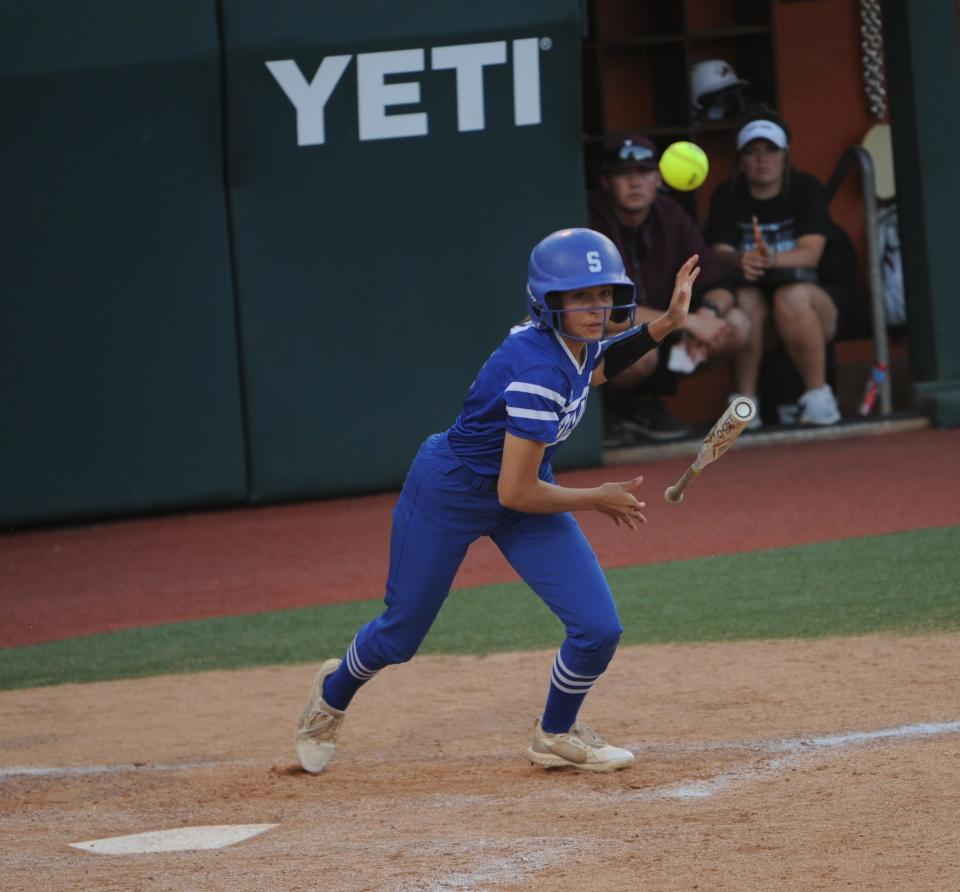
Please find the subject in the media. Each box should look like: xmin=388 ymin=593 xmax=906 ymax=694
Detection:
xmin=736 ymin=120 xmax=789 ymax=151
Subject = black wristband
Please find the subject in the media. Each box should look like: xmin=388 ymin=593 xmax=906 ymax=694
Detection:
xmin=602 ymin=324 xmax=659 ymax=380
xmin=699 ymin=298 xmax=723 ymax=317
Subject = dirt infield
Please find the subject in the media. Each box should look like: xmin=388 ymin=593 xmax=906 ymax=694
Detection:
xmin=2 ymin=634 xmax=959 ymax=890
xmin=3 ymin=427 xmax=960 ymax=647
xmin=3 ymin=428 xmax=960 ymax=889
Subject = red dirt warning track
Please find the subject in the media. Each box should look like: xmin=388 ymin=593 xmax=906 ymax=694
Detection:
xmin=2 ymin=428 xmax=958 ymax=648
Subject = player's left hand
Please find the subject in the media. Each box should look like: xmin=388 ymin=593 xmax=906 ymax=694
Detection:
xmin=667 ymin=255 xmax=701 ymax=329
xmin=594 ymin=475 xmax=648 ymax=530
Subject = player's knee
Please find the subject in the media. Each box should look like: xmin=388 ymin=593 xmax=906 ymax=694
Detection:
xmin=376 ymin=635 xmax=423 ymax=665
xmin=577 ymin=618 xmax=623 ymax=659
xmin=363 ymin=612 xmax=434 ymax=666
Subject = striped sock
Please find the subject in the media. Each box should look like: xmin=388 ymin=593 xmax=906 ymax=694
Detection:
xmin=540 ymin=650 xmax=600 ymax=733
xmin=321 ymin=637 xmax=380 ymax=711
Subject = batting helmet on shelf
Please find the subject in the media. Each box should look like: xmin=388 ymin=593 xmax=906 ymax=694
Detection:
xmin=526 ymin=228 xmax=636 ymax=336
xmin=691 ymin=59 xmax=750 ymax=121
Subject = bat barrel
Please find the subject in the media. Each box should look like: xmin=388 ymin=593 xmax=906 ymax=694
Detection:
xmin=729 ymin=397 xmax=757 ymax=426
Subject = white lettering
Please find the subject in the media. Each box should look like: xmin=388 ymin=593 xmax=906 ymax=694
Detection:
xmin=265 ymin=57 xmax=352 ymax=146
xmin=512 ymin=38 xmax=542 ymax=126
xmin=586 ymin=250 xmax=602 ymax=272
xmin=268 ymin=37 xmax=546 ymax=146
xmin=357 ymin=49 xmax=428 ymax=141
xmin=555 ymin=390 xmax=589 ymax=442
xmin=431 ymin=42 xmax=507 ymax=132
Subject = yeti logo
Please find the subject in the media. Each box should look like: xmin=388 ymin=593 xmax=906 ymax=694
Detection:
xmin=267 ymin=38 xmax=546 ymax=146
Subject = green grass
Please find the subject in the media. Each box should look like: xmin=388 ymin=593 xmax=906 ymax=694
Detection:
xmin=2 ymin=526 xmax=958 ymax=691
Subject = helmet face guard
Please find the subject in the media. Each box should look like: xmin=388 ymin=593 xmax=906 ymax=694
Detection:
xmin=696 ymin=85 xmax=747 ymax=121
xmin=526 ymin=229 xmax=636 ymax=342
xmin=691 ymin=60 xmax=749 ymax=121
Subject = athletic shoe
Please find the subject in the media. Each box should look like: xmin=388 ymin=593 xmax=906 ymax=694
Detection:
xmin=727 ymin=393 xmax=762 ymax=430
xmin=603 ymin=416 xmax=636 ymax=449
xmin=777 ymin=403 xmax=799 ymax=426
xmin=526 ymin=718 xmax=635 ymax=772
xmin=619 ymin=397 xmax=692 ymax=441
xmin=798 ymin=385 xmax=841 ymax=426
xmin=296 ymin=658 xmax=345 ymax=773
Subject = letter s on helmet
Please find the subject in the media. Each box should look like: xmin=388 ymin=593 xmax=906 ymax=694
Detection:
xmin=526 ymin=228 xmax=636 ymax=335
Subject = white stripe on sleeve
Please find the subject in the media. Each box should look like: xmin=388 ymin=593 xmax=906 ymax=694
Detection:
xmin=506 ymin=407 xmax=559 ymax=421
xmin=505 ymin=381 xmax=566 ymax=406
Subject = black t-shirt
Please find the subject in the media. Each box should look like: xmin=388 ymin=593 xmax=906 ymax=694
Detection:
xmin=705 ymin=171 xmax=841 ymax=286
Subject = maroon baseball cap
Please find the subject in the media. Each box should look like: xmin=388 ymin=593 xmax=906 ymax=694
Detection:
xmin=601 ymin=133 xmax=659 ymax=172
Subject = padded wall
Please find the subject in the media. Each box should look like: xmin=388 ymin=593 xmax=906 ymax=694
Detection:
xmin=0 ymin=2 xmax=247 ymax=526
xmin=220 ymin=0 xmax=596 ymax=500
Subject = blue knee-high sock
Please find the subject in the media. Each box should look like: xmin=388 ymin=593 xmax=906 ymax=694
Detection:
xmin=541 ymin=649 xmax=600 ymax=733
xmin=322 ymin=637 xmax=380 ymax=711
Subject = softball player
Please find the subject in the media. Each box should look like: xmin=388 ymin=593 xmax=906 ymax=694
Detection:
xmin=297 ymin=228 xmax=699 ymax=773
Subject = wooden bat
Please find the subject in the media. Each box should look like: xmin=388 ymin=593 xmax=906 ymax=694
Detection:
xmin=664 ymin=397 xmax=757 ymax=504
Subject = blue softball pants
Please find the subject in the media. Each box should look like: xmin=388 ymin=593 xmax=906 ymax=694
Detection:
xmin=351 ymin=432 xmax=623 ymax=679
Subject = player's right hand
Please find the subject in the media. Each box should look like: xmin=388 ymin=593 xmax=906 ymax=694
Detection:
xmin=594 ymin=476 xmax=647 ymax=530
xmin=666 ymin=255 xmax=701 ymax=328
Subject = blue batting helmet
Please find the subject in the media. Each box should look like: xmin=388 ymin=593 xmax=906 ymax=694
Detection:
xmin=526 ymin=228 xmax=636 ymax=335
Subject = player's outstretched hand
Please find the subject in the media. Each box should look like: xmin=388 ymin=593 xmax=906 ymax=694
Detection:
xmin=667 ymin=255 xmax=701 ymax=328
xmin=594 ymin=475 xmax=647 ymax=530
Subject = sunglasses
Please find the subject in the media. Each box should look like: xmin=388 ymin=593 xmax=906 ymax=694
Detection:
xmin=618 ymin=142 xmax=655 ymax=162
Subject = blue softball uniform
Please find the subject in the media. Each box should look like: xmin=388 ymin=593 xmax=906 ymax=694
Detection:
xmin=342 ymin=322 xmax=624 ymax=692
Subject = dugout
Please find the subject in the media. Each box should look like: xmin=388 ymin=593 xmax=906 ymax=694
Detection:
xmin=581 ymin=0 xmax=960 ymax=431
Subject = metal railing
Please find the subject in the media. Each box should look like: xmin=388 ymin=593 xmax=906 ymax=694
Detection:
xmin=823 ymin=145 xmax=893 ymax=414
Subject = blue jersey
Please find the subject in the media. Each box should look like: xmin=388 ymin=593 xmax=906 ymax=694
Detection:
xmin=447 ymin=323 xmax=604 ymax=476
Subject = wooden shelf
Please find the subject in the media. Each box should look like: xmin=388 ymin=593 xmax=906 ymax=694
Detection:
xmin=587 ymin=36 xmax=685 ymax=49
xmin=687 ymin=25 xmax=773 ymax=40
xmin=582 ymin=0 xmax=779 ymax=219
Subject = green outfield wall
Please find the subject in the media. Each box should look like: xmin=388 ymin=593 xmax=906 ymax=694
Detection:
xmin=221 ymin=0 xmax=592 ymax=502
xmin=0 ymin=2 xmax=248 ymax=526
xmin=0 ymin=0 xmax=593 ymax=527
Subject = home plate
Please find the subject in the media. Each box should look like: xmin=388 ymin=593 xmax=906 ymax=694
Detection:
xmin=70 ymin=824 xmax=278 ymax=855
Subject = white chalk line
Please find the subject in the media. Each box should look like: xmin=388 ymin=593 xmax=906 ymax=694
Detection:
xmin=0 ymin=758 xmax=256 ymax=780
xmin=634 ymin=719 xmax=960 ymax=802
xmin=390 ymin=838 xmax=585 ymax=892
xmin=3 ymin=719 xmax=957 ymax=788
xmin=395 ymin=719 xmax=960 ymax=891
xmin=0 ymin=720 xmax=956 ymax=887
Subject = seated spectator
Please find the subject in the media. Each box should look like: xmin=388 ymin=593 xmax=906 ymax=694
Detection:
xmin=589 ymin=133 xmax=751 ymax=444
xmin=704 ymin=109 xmax=848 ymax=425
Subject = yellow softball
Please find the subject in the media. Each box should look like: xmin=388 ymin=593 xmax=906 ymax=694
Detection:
xmin=658 ymin=141 xmax=709 ymax=191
